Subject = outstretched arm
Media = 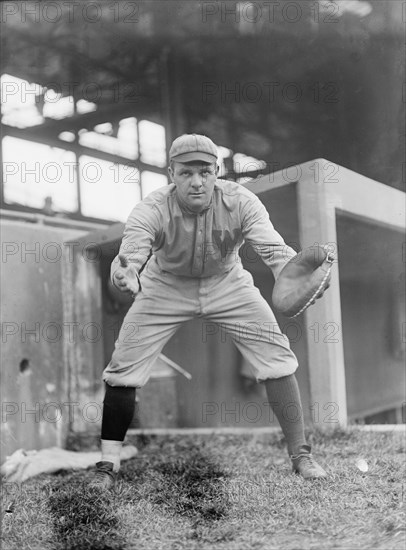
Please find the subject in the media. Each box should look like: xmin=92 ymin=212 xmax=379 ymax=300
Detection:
xmin=112 ymin=254 xmax=141 ymax=297
xmin=111 ymin=202 xmax=160 ymax=294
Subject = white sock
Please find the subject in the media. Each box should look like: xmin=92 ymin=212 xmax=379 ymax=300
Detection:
xmin=101 ymin=439 xmax=123 ymax=472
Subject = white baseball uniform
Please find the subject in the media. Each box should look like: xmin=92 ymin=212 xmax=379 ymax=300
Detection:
xmin=103 ymin=179 xmax=298 ymax=387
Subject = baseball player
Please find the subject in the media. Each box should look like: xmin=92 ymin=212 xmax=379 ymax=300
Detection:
xmin=90 ymin=134 xmax=327 ymax=490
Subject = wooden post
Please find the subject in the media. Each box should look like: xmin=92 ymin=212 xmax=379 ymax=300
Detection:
xmin=297 ymin=160 xmax=347 ymax=427
xmin=62 ymin=241 xmax=104 ymax=436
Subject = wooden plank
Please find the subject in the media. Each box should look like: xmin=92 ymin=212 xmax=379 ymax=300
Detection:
xmin=351 ymin=425 xmax=406 ymax=433
xmin=128 ymin=427 xmax=281 ymax=435
xmin=62 ymin=246 xmax=104 ymax=434
xmin=297 ymin=160 xmax=348 ymax=426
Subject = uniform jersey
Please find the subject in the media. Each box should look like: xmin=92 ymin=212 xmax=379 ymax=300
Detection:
xmin=111 ymin=179 xmax=296 ymax=282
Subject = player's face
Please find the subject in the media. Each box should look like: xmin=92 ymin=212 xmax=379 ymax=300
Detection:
xmin=169 ymin=162 xmax=218 ymax=212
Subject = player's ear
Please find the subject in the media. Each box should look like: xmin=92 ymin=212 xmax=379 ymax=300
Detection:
xmin=215 ymin=163 xmax=219 ymax=175
xmin=168 ymin=165 xmax=174 ymax=182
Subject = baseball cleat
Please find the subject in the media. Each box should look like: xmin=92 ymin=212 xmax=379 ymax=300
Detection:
xmin=89 ymin=461 xmax=117 ymax=490
xmin=291 ymin=445 xmax=327 ymax=479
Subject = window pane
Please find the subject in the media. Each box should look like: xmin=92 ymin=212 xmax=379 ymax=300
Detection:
xmin=2 ymin=136 xmax=78 ymax=212
xmin=138 ymin=120 xmax=166 ymax=167
xmin=78 ymin=117 xmax=138 ymax=160
xmin=1 ymin=74 xmax=44 ymax=128
xmin=43 ymin=95 xmax=75 ymax=119
xmin=79 ymin=156 xmax=141 ymax=221
xmin=76 ymin=99 xmax=97 ymax=114
xmin=141 ymin=171 xmax=168 ymax=198
xmin=79 ymin=131 xmax=119 ymax=156
xmin=117 ymin=117 xmax=138 ymax=160
xmin=59 ymin=131 xmax=76 ymax=143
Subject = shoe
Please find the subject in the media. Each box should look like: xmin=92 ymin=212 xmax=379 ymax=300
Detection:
xmin=89 ymin=461 xmax=116 ymax=490
xmin=291 ymin=445 xmax=327 ymax=479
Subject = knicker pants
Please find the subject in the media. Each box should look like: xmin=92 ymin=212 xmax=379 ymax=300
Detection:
xmin=103 ymin=257 xmax=298 ymax=387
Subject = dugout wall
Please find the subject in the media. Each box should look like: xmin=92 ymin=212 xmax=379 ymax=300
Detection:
xmin=245 ymin=159 xmax=405 ymax=426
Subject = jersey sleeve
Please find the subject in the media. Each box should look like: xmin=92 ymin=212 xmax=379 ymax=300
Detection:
xmin=110 ymin=201 xmax=160 ymax=286
xmin=241 ymin=193 xmax=297 ymax=280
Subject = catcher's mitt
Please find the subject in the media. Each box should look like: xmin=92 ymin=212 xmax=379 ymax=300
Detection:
xmin=272 ymin=245 xmax=335 ymax=318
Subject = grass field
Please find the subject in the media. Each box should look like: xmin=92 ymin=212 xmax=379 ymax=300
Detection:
xmin=1 ymin=428 xmax=405 ymax=550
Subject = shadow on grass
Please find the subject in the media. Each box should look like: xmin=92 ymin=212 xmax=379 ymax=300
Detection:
xmin=48 ymin=480 xmax=126 ymax=550
xmin=121 ymin=437 xmax=233 ymax=542
xmin=47 ymin=438 xmax=233 ymax=547
xmin=153 ymin=450 xmax=228 ymax=519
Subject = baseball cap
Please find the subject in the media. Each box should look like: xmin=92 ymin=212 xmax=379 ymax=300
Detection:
xmin=169 ymin=134 xmax=218 ymax=163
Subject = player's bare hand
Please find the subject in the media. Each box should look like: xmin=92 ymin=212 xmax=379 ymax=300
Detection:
xmin=113 ymin=254 xmax=140 ymax=297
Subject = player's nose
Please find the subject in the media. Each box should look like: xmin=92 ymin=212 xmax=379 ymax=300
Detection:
xmin=190 ymin=173 xmax=203 ymax=189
